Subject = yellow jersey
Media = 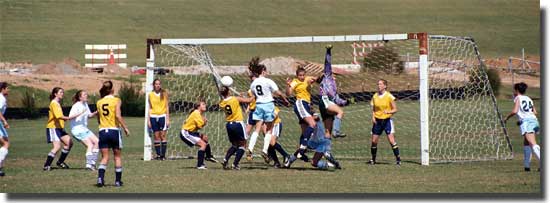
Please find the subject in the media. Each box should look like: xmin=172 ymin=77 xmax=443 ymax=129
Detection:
xmin=97 ymin=95 xmax=121 ymax=129
xmin=247 ymin=90 xmax=256 ymax=111
xmin=46 ymin=100 xmax=64 ymax=128
xmin=371 ymin=91 xmax=396 ymax=119
xmin=182 ymin=109 xmax=205 ymax=132
xmin=290 ymin=76 xmax=314 ymax=103
xmin=219 ymin=96 xmax=244 ymax=122
xmin=273 ymin=106 xmax=281 ymax=124
xmin=149 ymin=91 xmax=167 ymax=116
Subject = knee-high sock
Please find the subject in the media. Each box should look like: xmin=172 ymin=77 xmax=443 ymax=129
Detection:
xmin=197 ymin=150 xmax=205 ymax=167
xmin=248 ymin=131 xmax=259 ymax=152
xmin=524 ymin=145 xmax=532 ymax=168
xmin=92 ymin=148 xmax=99 ymax=166
xmin=532 ymin=145 xmax=541 ymax=161
xmin=44 ymin=152 xmax=56 ymax=167
xmin=333 ymin=117 xmax=342 ymax=135
xmin=57 ymin=148 xmax=70 ymax=164
xmin=98 ymin=164 xmax=106 ymax=180
xmin=234 ymin=147 xmax=245 ymax=166
xmin=115 ymin=167 xmax=123 ymax=182
xmin=300 ymin=127 xmax=314 ymax=146
xmin=274 ymin=143 xmax=289 ymax=158
xmin=268 ymin=146 xmax=279 ymax=164
xmin=154 ymin=141 xmax=161 ymax=157
xmin=0 ymin=147 xmax=8 ymax=167
xmin=391 ymin=143 xmax=400 ymax=161
xmin=370 ymin=144 xmax=378 ymax=161
xmin=262 ymin=133 xmax=272 ymax=154
xmin=205 ymin=143 xmax=213 ymax=158
xmin=85 ymin=152 xmax=94 ymax=167
xmin=161 ymin=141 xmax=168 ymax=157
xmin=224 ymin=146 xmax=237 ymax=162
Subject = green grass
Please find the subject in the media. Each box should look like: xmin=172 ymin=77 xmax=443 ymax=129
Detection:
xmin=0 ymin=0 xmax=540 ymax=67
xmin=0 ymin=94 xmax=541 ymax=193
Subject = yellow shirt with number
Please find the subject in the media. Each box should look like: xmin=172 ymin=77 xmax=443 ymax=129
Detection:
xmin=273 ymin=106 xmax=281 ymax=124
xmin=182 ymin=109 xmax=205 ymax=132
xmin=149 ymin=91 xmax=167 ymax=116
xmin=247 ymin=90 xmax=256 ymax=111
xmin=371 ymin=91 xmax=396 ymax=119
xmin=46 ymin=100 xmax=64 ymax=128
xmin=219 ymin=96 xmax=244 ymax=122
xmin=97 ymin=95 xmax=121 ymax=129
xmin=290 ymin=76 xmax=314 ymax=103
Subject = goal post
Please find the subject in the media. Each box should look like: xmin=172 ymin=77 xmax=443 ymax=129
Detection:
xmin=143 ymin=33 xmax=513 ymax=164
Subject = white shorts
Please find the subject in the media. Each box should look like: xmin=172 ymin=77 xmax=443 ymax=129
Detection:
xmin=520 ymin=118 xmax=540 ymax=136
xmin=71 ymin=126 xmax=94 ymax=142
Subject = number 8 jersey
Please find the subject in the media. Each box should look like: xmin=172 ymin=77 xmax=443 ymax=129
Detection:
xmin=515 ymin=95 xmax=537 ymax=121
xmin=97 ymin=95 xmax=121 ymax=129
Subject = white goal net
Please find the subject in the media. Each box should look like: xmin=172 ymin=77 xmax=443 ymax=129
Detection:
xmin=143 ymin=33 xmax=513 ymax=165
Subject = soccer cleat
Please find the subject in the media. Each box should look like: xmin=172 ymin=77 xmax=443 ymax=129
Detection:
xmin=96 ymin=178 xmax=105 ymax=187
xmin=43 ymin=166 xmax=52 ymax=171
xmin=367 ymin=159 xmax=376 ymax=165
xmin=57 ymin=162 xmax=70 ymax=169
xmin=86 ymin=167 xmax=96 ymax=171
xmin=205 ymin=156 xmax=219 ymax=163
xmin=299 ymin=153 xmax=310 ymax=162
xmin=284 ymin=155 xmax=297 ymax=168
xmin=396 ymin=157 xmax=401 ymax=166
xmin=221 ymin=160 xmax=230 ymax=170
xmin=232 ymin=164 xmax=241 ymax=170
xmin=525 ymin=167 xmax=531 ymax=172
xmin=333 ymin=132 xmax=347 ymax=138
xmin=246 ymin=150 xmax=253 ymax=161
xmin=114 ymin=181 xmax=124 ymax=187
xmin=197 ymin=165 xmax=208 ymax=170
xmin=260 ymin=152 xmax=271 ymax=164
xmin=283 ymin=156 xmax=290 ymax=165
xmin=273 ymin=163 xmax=282 ymax=168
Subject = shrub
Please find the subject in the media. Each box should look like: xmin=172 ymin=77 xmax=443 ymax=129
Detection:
xmin=468 ymin=66 xmax=501 ymax=97
xmin=22 ymin=91 xmax=40 ymax=119
xmin=118 ymin=77 xmax=145 ymax=117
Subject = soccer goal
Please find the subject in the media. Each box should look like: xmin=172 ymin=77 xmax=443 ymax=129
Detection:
xmin=143 ymin=33 xmax=513 ymax=165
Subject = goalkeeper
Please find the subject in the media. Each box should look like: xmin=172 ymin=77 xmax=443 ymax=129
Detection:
xmin=318 ymin=45 xmax=347 ymax=138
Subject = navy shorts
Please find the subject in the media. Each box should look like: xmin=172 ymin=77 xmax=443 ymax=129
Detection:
xmin=293 ymin=99 xmax=312 ymax=124
xmin=150 ymin=116 xmax=167 ymax=132
xmin=372 ymin=118 xmax=395 ymax=135
xmin=180 ymin=130 xmax=201 ymax=147
xmin=247 ymin=110 xmax=257 ymax=126
xmin=46 ymin=128 xmax=69 ymax=143
xmin=226 ymin=121 xmax=246 ymax=143
xmin=98 ymin=129 xmax=123 ymax=149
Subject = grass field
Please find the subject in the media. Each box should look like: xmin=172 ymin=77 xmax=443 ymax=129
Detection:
xmin=0 ymin=89 xmax=541 ymax=194
xmin=0 ymin=0 xmax=540 ymax=66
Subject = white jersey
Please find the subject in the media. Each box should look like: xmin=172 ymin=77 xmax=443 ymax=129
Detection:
xmin=514 ymin=95 xmax=537 ymax=121
xmin=0 ymin=94 xmax=6 ymax=115
xmin=69 ymin=101 xmax=92 ymax=130
xmin=250 ymin=76 xmax=279 ymax=104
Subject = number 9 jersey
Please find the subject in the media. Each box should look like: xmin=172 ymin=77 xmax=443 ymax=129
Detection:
xmin=97 ymin=95 xmax=121 ymax=129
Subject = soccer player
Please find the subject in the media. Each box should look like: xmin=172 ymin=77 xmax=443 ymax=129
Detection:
xmin=0 ymin=82 xmax=10 ymax=176
xmin=219 ymin=86 xmax=253 ymax=170
xmin=504 ymin=82 xmax=540 ymax=171
xmin=95 ymin=81 xmax=130 ymax=187
xmin=368 ymin=79 xmax=401 ymax=165
xmin=245 ymin=74 xmax=259 ymax=161
xmin=180 ymin=100 xmax=217 ymax=170
xmin=307 ymin=113 xmax=342 ymax=170
xmin=286 ymin=67 xmax=317 ymax=163
xmin=318 ymin=45 xmax=347 ymax=138
xmin=43 ymin=87 xmax=83 ymax=171
xmin=248 ymin=56 xmax=290 ymax=164
xmin=266 ymin=106 xmax=291 ymax=168
xmin=69 ymin=90 xmax=99 ymax=171
xmin=147 ymin=79 xmax=170 ymax=160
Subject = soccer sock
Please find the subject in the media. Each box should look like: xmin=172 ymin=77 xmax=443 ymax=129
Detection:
xmin=154 ymin=141 xmax=161 ymax=157
xmin=333 ymin=117 xmax=342 ymax=135
xmin=234 ymin=147 xmax=245 ymax=166
xmin=224 ymin=146 xmax=237 ymax=162
xmin=274 ymin=143 xmax=289 ymax=158
xmin=85 ymin=152 xmax=94 ymax=167
xmin=98 ymin=164 xmax=106 ymax=180
xmin=56 ymin=148 xmax=70 ymax=164
xmin=532 ymin=145 xmax=541 ymax=161
xmin=370 ymin=145 xmax=377 ymax=161
xmin=92 ymin=148 xmax=99 ymax=166
xmin=248 ymin=131 xmax=259 ymax=152
xmin=161 ymin=141 xmax=168 ymax=157
xmin=0 ymin=147 xmax=8 ymax=167
xmin=268 ymin=146 xmax=279 ymax=165
xmin=205 ymin=143 xmax=213 ymax=158
xmin=391 ymin=143 xmax=400 ymax=161
xmin=262 ymin=133 xmax=272 ymax=154
xmin=115 ymin=167 xmax=123 ymax=182
xmin=44 ymin=152 xmax=56 ymax=167
xmin=523 ymin=145 xmax=532 ymax=168
xmin=197 ymin=150 xmax=205 ymax=167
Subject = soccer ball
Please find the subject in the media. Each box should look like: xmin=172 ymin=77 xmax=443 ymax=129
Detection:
xmin=220 ymin=76 xmax=233 ymax=87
